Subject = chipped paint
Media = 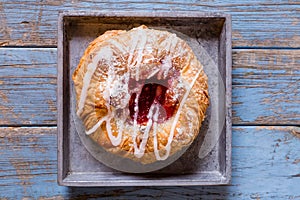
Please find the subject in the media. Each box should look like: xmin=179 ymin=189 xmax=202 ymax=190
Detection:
xmin=0 ymin=0 xmax=300 ymax=47
xmin=0 ymin=104 xmax=20 ymax=125
xmin=292 ymin=17 xmax=299 ymax=26
xmin=0 ymin=127 xmax=56 ymax=137
xmin=29 ymin=4 xmax=43 ymax=43
xmin=232 ymin=50 xmax=300 ymax=124
xmin=255 ymin=126 xmax=294 ymax=131
xmin=10 ymin=158 xmax=35 ymax=196
xmin=38 ymin=196 xmax=64 ymax=200
xmin=291 ymin=174 xmax=300 ymax=177
xmin=292 ymin=159 xmax=300 ymax=164
xmin=46 ymin=99 xmax=57 ymax=113
xmin=291 ymin=127 xmax=300 ymax=139
xmin=0 ymin=126 xmax=299 ymax=200
xmin=0 ymin=0 xmax=299 ymax=198
xmin=0 ymin=3 xmax=11 ymax=42
xmin=0 ymin=48 xmax=57 ymax=125
xmin=0 ymin=45 xmax=298 ymax=126
xmin=0 ymin=91 xmax=9 ymax=103
xmin=255 ymin=126 xmax=300 ymax=141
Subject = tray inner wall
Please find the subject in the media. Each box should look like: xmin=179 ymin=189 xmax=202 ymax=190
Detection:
xmin=64 ymin=16 xmax=227 ymax=179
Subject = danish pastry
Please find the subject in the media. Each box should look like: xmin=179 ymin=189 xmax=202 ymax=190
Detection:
xmin=72 ymin=25 xmax=209 ymax=164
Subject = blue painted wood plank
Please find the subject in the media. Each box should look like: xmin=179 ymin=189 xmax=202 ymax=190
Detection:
xmin=1 ymin=48 xmax=299 ymax=125
xmin=0 ymin=48 xmax=57 ymax=125
xmin=0 ymin=0 xmax=299 ymax=47
xmin=232 ymin=49 xmax=300 ymax=124
xmin=0 ymin=126 xmax=299 ymax=199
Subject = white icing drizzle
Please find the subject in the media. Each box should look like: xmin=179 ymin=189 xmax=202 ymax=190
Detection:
xmin=133 ymin=103 xmax=156 ymax=158
xmin=77 ymin=46 xmax=113 ymax=116
xmin=86 ymin=116 xmax=108 ymax=135
xmin=134 ymin=29 xmax=148 ymax=81
xmin=146 ymin=68 xmax=160 ymax=79
xmin=131 ymin=93 xmax=140 ymax=156
xmin=127 ymin=31 xmax=140 ymax=71
xmin=126 ymin=28 xmax=149 ymax=81
xmin=154 ymin=68 xmax=203 ymax=160
xmin=152 ymin=104 xmax=160 ymax=160
xmin=83 ymin=47 xmax=123 ymax=146
xmin=105 ymin=114 xmax=121 ymax=146
xmin=158 ymin=55 xmax=172 ymax=79
xmin=133 ymin=93 xmax=140 ymax=132
xmin=78 ymin=27 xmax=204 ymax=161
xmin=161 ymin=33 xmax=177 ymax=54
xmin=85 ymin=112 xmax=123 ymax=146
xmin=108 ymin=38 xmax=128 ymax=53
xmin=167 ymin=34 xmax=177 ymax=53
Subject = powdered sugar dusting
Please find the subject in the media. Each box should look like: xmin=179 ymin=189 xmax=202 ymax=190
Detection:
xmin=77 ymin=26 xmax=203 ymax=160
xmin=77 ymin=46 xmax=113 ymax=116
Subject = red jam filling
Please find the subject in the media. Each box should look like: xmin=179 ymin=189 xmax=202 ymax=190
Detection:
xmin=129 ymin=83 xmax=178 ymax=125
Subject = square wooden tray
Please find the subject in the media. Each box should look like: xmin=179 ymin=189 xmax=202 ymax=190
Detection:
xmin=57 ymin=11 xmax=232 ymax=186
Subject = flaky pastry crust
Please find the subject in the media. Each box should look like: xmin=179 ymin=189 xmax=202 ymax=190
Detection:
xmin=72 ymin=25 xmax=209 ymax=164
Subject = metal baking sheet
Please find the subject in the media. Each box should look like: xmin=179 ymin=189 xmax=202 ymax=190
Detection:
xmin=57 ymin=11 xmax=232 ymax=186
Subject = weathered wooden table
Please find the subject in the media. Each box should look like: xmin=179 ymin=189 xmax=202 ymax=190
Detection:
xmin=0 ymin=1 xmax=299 ymax=199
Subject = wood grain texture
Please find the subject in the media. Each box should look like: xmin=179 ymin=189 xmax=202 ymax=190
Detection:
xmin=0 ymin=0 xmax=299 ymax=199
xmin=232 ymin=49 xmax=300 ymax=125
xmin=0 ymin=0 xmax=299 ymax=48
xmin=0 ymin=126 xmax=299 ymax=199
xmin=0 ymin=48 xmax=57 ymax=125
xmin=1 ymin=48 xmax=299 ymax=125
